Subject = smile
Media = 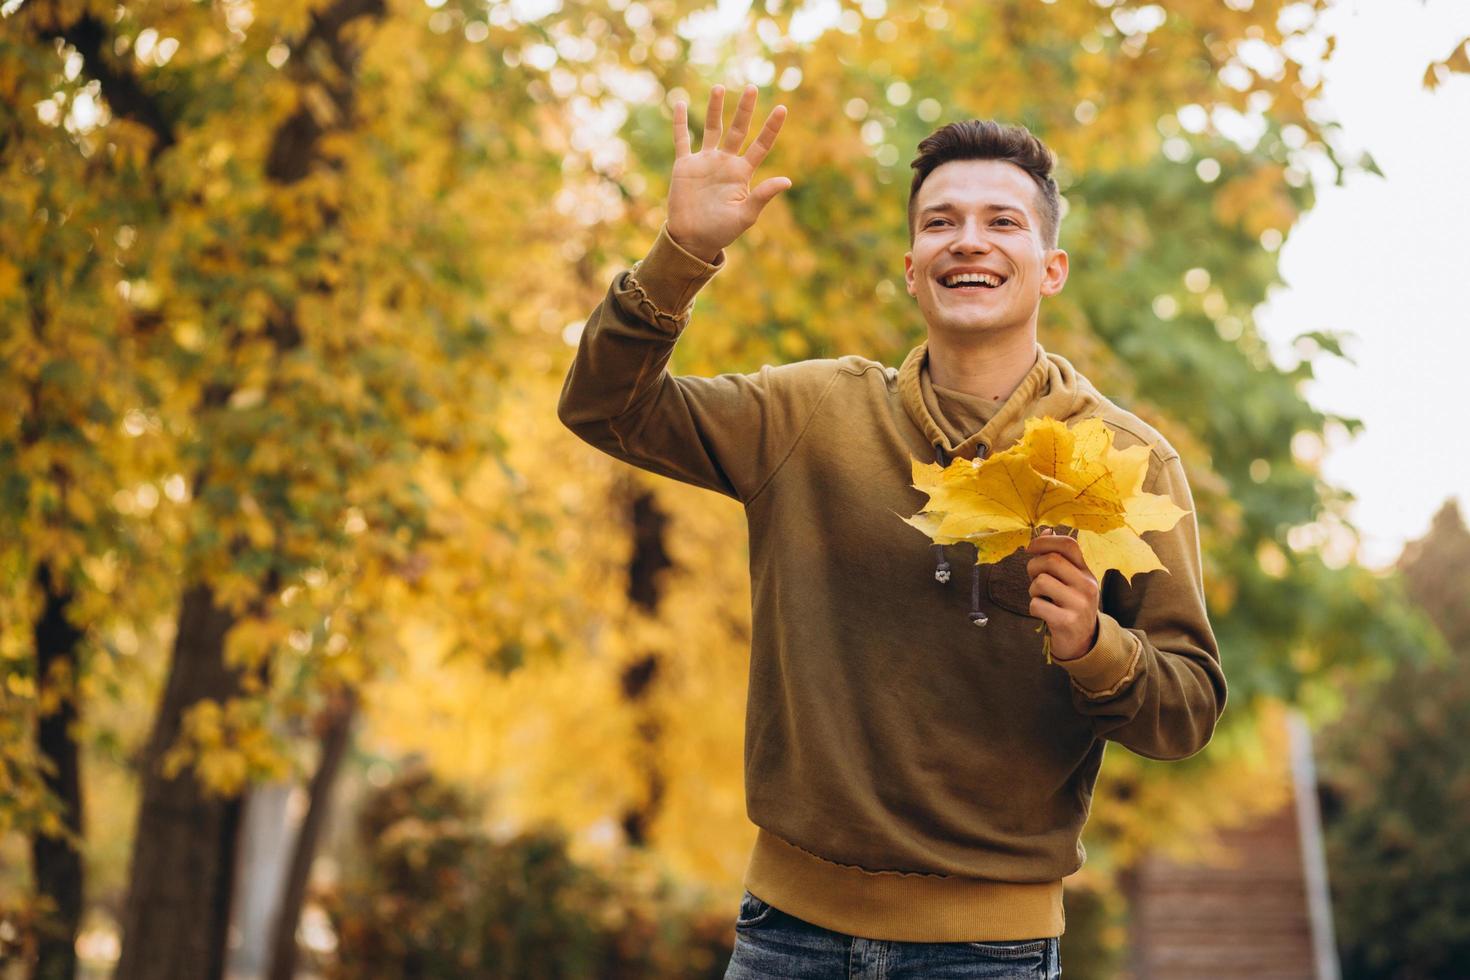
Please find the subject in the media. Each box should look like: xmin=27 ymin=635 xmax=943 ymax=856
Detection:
xmin=939 ymin=272 xmax=1005 ymax=289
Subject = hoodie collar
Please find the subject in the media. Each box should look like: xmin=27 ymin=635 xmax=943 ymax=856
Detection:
xmin=897 ymin=339 xmax=1094 ymax=460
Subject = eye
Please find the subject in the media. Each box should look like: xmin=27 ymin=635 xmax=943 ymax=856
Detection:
xmin=925 ymin=218 xmax=948 ymax=227
xmin=994 ymin=217 xmax=1019 ymax=227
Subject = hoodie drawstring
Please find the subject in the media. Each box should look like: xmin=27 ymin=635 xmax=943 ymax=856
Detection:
xmin=931 ymin=442 xmax=989 ymax=627
xmin=969 ymin=563 xmax=988 ymax=627
xmin=931 ymin=444 xmax=952 ymax=584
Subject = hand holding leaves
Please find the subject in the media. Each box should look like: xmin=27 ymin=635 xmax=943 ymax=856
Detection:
xmin=1026 ymin=531 xmax=1101 ymax=662
xmin=903 ymin=417 xmax=1190 ymax=659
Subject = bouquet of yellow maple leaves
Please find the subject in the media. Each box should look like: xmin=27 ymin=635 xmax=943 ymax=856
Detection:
xmin=902 ymin=417 xmax=1189 ymax=659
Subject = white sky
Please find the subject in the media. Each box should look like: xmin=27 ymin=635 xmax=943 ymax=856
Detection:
xmin=1254 ymin=0 xmax=1470 ymax=568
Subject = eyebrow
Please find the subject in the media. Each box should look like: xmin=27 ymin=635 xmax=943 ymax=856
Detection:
xmin=918 ymin=202 xmax=1028 ymax=218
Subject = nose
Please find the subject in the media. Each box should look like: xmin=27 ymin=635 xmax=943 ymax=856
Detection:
xmin=948 ymin=217 xmax=992 ymax=255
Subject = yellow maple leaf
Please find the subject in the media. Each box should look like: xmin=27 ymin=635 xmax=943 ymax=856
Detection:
xmin=1075 ymin=438 xmax=1189 ymax=582
xmin=904 ymin=418 xmax=1127 ymax=559
xmin=903 ymin=417 xmax=1189 ymax=583
xmin=905 ymin=455 xmax=1027 ymax=546
xmin=1003 ymin=417 xmax=1129 ymax=534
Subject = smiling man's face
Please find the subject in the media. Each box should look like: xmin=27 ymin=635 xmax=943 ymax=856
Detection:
xmin=904 ymin=159 xmax=1068 ymax=343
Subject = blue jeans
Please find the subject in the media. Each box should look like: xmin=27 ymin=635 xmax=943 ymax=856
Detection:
xmin=724 ymin=890 xmax=1062 ymax=979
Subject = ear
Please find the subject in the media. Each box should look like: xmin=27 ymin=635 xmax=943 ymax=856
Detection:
xmin=904 ymin=251 xmax=917 ymax=296
xmin=1040 ymin=248 xmax=1069 ymax=297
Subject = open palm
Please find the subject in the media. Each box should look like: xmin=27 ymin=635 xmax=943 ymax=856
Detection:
xmin=667 ymin=85 xmax=790 ymax=263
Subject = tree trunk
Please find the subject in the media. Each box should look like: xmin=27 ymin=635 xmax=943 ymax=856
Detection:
xmin=115 ymin=584 xmax=243 ymax=980
xmin=29 ymin=564 xmax=84 ymax=980
xmin=96 ymin=0 xmax=387 ymax=972
xmin=619 ymin=485 xmax=672 ymax=847
xmin=266 ymin=688 xmax=357 ymax=980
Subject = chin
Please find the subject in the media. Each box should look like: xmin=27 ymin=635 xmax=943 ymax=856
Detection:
xmin=939 ymin=317 xmax=1005 ymax=334
xmin=928 ymin=318 xmax=1033 ymax=344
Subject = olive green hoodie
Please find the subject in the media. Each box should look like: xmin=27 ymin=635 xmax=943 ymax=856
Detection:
xmin=557 ymin=226 xmax=1226 ymax=942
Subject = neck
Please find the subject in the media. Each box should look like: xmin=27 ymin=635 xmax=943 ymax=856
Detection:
xmin=925 ymin=327 xmax=1038 ymax=402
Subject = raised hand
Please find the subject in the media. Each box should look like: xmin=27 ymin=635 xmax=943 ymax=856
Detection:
xmin=667 ymin=84 xmax=791 ymax=263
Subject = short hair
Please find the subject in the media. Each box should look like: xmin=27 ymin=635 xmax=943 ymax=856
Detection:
xmin=907 ymin=120 xmax=1062 ymax=250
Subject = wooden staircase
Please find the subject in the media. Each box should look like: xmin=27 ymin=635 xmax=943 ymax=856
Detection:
xmin=1122 ymin=711 xmax=1339 ymax=980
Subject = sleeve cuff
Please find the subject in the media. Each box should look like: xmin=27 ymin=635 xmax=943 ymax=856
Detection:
xmin=624 ymin=224 xmax=726 ymax=324
xmin=1055 ymin=613 xmax=1141 ymax=699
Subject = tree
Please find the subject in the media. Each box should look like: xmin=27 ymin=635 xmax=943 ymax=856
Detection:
xmin=1 ymin=13 xmax=178 ymax=971
xmin=3 ymin=0 xmax=589 ymax=972
xmin=1316 ymin=500 xmax=1470 ymax=979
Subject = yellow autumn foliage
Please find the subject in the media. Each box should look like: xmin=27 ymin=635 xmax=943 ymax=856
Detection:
xmin=2 ymin=0 xmax=1408 ymax=951
xmin=906 ymin=417 xmax=1187 ymax=581
xmin=160 ymin=698 xmax=291 ymax=797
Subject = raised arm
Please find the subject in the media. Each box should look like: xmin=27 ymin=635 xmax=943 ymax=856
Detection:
xmin=558 ymin=86 xmax=832 ymax=503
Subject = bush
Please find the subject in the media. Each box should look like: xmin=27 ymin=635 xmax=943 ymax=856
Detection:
xmin=318 ymin=768 xmax=732 ymax=979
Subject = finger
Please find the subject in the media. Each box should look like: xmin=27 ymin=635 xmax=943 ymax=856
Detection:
xmin=700 ymin=85 xmax=725 ymax=153
xmin=723 ymin=84 xmax=758 ymax=153
xmin=1028 ymin=572 xmax=1076 ymax=609
xmin=1026 ymin=532 xmax=1086 ymax=569
xmin=749 ymin=176 xmax=792 ymax=210
xmin=1026 ymin=552 xmax=1095 ymax=595
xmin=672 ymin=100 xmax=691 ymax=158
xmin=1028 ymin=598 xmax=1095 ymax=652
xmin=1029 ymin=595 xmax=1067 ymax=629
xmin=743 ymin=104 xmax=787 ymax=169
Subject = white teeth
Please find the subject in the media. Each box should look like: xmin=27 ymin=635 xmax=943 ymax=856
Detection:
xmin=942 ymin=272 xmax=1003 ymax=287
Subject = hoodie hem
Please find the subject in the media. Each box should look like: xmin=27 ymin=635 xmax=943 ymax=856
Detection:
xmin=742 ymin=827 xmax=1065 ymax=942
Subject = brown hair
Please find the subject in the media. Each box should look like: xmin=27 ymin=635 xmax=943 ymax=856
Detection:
xmin=907 ymin=120 xmax=1062 ymax=249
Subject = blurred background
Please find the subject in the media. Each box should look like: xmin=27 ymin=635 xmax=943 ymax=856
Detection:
xmin=2 ymin=0 xmax=1467 ymax=977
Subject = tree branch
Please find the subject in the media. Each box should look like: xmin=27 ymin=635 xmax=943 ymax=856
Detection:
xmin=48 ymin=12 xmax=176 ymax=160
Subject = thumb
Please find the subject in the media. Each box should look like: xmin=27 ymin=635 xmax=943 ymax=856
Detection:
xmin=749 ymin=176 xmax=792 ymax=211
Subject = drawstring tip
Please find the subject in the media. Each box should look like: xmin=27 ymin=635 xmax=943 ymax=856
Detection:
xmin=969 ymin=563 xmax=988 ymax=627
xmin=932 ymin=543 xmax=951 ymax=584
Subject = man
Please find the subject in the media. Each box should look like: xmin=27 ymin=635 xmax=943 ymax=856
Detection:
xmin=557 ymin=84 xmax=1225 ymax=979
